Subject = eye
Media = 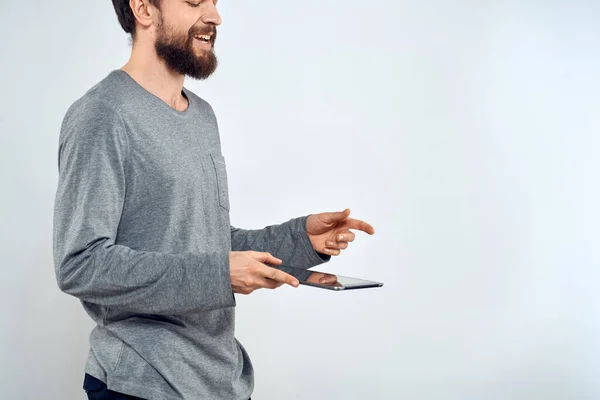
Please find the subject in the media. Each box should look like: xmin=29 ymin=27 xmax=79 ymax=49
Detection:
xmin=187 ymin=1 xmax=200 ymax=7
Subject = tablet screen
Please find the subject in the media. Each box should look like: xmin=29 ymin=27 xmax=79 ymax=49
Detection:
xmin=270 ymin=265 xmax=383 ymax=290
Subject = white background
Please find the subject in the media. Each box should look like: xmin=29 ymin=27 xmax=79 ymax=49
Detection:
xmin=1 ymin=0 xmax=599 ymax=399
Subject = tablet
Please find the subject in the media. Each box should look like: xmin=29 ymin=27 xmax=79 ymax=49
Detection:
xmin=272 ymin=265 xmax=383 ymax=291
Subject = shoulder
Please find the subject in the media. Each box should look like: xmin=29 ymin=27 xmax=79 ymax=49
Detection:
xmin=61 ymin=72 xmax=127 ymax=141
xmin=60 ymin=102 xmax=126 ymax=154
xmin=62 ymin=71 xmax=135 ymax=126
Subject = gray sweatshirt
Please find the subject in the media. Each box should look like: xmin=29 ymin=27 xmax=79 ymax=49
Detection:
xmin=53 ymin=70 xmax=330 ymax=400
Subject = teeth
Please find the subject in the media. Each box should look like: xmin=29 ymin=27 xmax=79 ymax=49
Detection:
xmin=195 ymin=34 xmax=211 ymax=41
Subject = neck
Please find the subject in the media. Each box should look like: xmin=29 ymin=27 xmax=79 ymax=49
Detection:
xmin=120 ymin=39 xmax=188 ymax=112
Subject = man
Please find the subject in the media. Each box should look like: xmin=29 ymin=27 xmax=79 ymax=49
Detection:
xmin=53 ymin=0 xmax=375 ymax=399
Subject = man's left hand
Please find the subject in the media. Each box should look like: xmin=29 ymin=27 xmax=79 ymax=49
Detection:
xmin=306 ymin=209 xmax=375 ymax=256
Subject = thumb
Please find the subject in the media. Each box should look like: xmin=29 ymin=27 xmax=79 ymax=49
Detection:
xmin=322 ymin=208 xmax=351 ymax=223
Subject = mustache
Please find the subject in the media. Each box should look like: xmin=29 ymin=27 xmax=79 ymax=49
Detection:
xmin=191 ymin=26 xmax=217 ymax=37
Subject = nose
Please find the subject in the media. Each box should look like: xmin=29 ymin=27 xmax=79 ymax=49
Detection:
xmin=201 ymin=4 xmax=222 ymax=26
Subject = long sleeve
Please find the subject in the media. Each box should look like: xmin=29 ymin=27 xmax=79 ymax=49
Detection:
xmin=53 ymin=100 xmax=235 ymax=315
xmin=230 ymin=216 xmax=331 ymax=269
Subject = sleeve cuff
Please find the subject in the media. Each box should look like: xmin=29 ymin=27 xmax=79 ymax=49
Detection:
xmin=291 ymin=215 xmax=332 ymax=267
xmin=216 ymin=250 xmax=236 ymax=307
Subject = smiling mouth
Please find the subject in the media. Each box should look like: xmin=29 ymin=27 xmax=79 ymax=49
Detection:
xmin=194 ymin=34 xmax=212 ymax=44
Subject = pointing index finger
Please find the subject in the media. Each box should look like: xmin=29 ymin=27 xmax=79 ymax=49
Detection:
xmin=346 ymin=218 xmax=375 ymax=234
xmin=262 ymin=265 xmax=300 ymax=287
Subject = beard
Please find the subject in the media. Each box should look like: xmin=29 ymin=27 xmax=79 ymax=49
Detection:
xmin=154 ymin=16 xmax=218 ymax=80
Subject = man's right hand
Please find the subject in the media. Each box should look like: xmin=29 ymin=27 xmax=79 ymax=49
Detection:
xmin=229 ymin=251 xmax=300 ymax=295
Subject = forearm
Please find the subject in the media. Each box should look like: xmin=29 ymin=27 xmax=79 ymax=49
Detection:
xmin=230 ymin=215 xmax=330 ymax=269
xmin=55 ymin=239 xmax=234 ymax=315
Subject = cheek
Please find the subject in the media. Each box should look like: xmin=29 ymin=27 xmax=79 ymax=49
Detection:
xmin=188 ymin=17 xmax=203 ymax=33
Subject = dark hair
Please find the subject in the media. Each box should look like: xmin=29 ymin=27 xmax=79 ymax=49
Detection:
xmin=112 ymin=0 xmax=161 ymax=39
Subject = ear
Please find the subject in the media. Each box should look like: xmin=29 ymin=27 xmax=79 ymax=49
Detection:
xmin=129 ymin=0 xmax=158 ymax=32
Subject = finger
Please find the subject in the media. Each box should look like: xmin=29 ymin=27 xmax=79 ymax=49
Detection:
xmin=261 ymin=265 xmax=299 ymax=287
xmin=336 ymin=230 xmax=356 ymax=243
xmin=324 ymin=240 xmax=349 ymax=250
xmin=258 ymin=277 xmax=284 ymax=289
xmin=344 ymin=218 xmax=375 ymax=235
xmin=321 ymin=248 xmax=341 ymax=256
xmin=321 ymin=208 xmax=351 ymax=223
xmin=319 ymin=274 xmax=338 ymax=284
xmin=252 ymin=251 xmax=283 ymax=266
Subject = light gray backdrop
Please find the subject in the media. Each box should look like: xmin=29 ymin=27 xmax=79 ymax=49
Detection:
xmin=1 ymin=0 xmax=599 ymax=399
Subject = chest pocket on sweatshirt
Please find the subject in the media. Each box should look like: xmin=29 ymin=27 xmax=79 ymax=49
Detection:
xmin=210 ymin=153 xmax=230 ymax=211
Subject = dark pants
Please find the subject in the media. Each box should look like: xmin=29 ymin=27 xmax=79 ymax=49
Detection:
xmin=83 ymin=374 xmax=144 ymax=399
xmin=84 ymin=373 xmax=251 ymax=400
